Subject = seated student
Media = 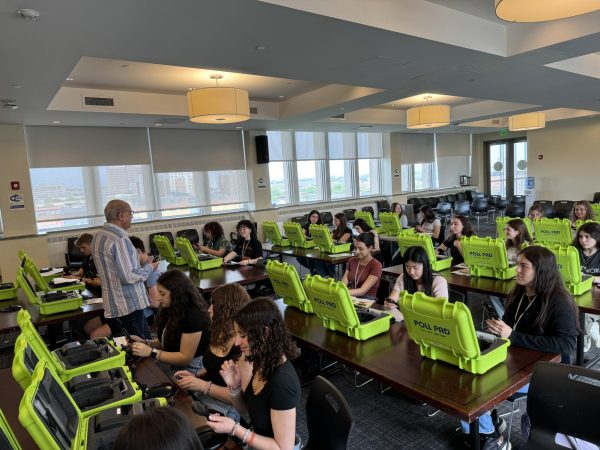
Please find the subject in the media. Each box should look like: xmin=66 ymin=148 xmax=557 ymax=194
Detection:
xmin=460 ymin=246 xmax=578 ymax=450
xmin=176 ymin=283 xmax=252 ymax=421
xmin=114 ymin=407 xmax=203 ymax=450
xmin=385 ymin=246 xmax=449 ymax=309
xmin=197 ymin=221 xmax=230 ymax=257
xmin=303 ymin=209 xmax=322 ymax=237
xmin=130 ymin=269 xmax=211 ymax=374
xmin=206 ymin=298 xmax=301 ymax=450
xmin=527 ymin=203 xmax=544 ymax=221
xmin=573 ymin=222 xmax=600 ymax=351
xmin=436 ymin=215 xmax=475 ymax=265
xmin=415 ymin=205 xmax=441 ymax=241
xmin=505 ymin=218 xmax=532 ymax=265
xmin=312 ymin=213 xmax=353 ymax=278
xmin=353 ymin=218 xmax=380 ymax=251
xmin=66 ymin=233 xmax=102 ymax=296
xmin=341 ymin=232 xmax=382 ymax=300
xmin=390 ymin=202 xmax=409 ymax=228
xmin=224 ymin=220 xmax=263 ymax=266
xmin=570 ymin=200 xmax=596 ymax=234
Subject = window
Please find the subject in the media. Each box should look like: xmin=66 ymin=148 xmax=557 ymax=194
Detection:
xmin=267 ymin=131 xmax=294 ymax=207
xmin=413 ymin=162 xmax=436 ymax=191
xmin=329 ymin=160 xmax=354 ymax=199
xmin=513 ymin=141 xmax=528 ymax=195
xmin=295 ymin=132 xmax=326 ymax=203
xmin=485 ymin=139 xmax=526 ymax=198
xmin=357 ymin=133 xmax=383 ymax=197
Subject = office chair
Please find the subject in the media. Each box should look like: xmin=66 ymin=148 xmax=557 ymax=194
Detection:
xmin=342 ymin=208 xmax=356 ymax=221
xmin=304 ymin=376 xmax=354 ymax=450
xmin=453 ymin=200 xmax=471 ymax=217
xmin=320 ymin=211 xmax=333 ymax=226
xmin=176 ymin=228 xmax=200 ymax=246
xmin=376 ymin=199 xmax=391 ymax=214
xmin=290 ymin=215 xmax=308 ymax=228
xmin=592 ymin=192 xmax=600 ymax=204
xmin=505 ymin=203 xmax=525 ymax=218
xmin=470 ymin=198 xmax=489 ymax=229
xmin=64 ymin=237 xmax=84 ymax=271
xmin=553 ymin=200 xmax=574 ymax=219
xmin=522 ymin=362 xmax=600 ymax=449
xmin=361 ymin=206 xmax=375 ymax=217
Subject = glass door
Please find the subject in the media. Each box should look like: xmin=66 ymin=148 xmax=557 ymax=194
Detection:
xmin=485 ymin=139 xmax=527 ymax=198
xmin=489 ymin=143 xmax=507 ymax=197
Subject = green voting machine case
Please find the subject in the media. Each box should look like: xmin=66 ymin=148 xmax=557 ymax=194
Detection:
xmin=532 ymin=218 xmax=573 ymax=246
xmin=16 ymin=268 xmax=83 ymax=315
xmin=16 ymin=309 xmax=125 ymax=381
xmin=19 ymin=361 xmax=165 ymax=450
xmin=13 ymin=335 xmax=142 ymax=417
xmin=0 ymin=408 xmax=20 ymax=450
xmin=460 ymin=236 xmax=517 ymax=280
xmin=266 ymin=260 xmax=313 ymax=313
xmin=175 ymin=237 xmax=223 ymax=271
xmin=542 ymin=244 xmax=593 ymax=296
xmin=282 ymin=221 xmax=316 ymax=248
xmin=309 ymin=224 xmax=352 ymax=254
xmin=378 ymin=212 xmax=406 ymax=236
xmin=262 ymin=221 xmax=290 ymax=247
xmin=153 ymin=234 xmax=186 ymax=265
xmin=22 ymin=256 xmax=84 ymax=293
xmin=397 ymin=232 xmax=452 ymax=272
xmin=400 ymin=291 xmax=510 ymax=374
xmin=303 ymin=275 xmax=392 ymax=340
xmin=0 ymin=282 xmax=18 ymax=301
xmin=354 ymin=210 xmax=385 ymax=234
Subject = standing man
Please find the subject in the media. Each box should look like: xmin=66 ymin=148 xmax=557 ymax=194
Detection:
xmin=93 ymin=199 xmax=155 ymax=339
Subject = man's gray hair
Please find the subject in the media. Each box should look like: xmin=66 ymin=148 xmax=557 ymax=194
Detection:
xmin=104 ymin=199 xmax=130 ymax=222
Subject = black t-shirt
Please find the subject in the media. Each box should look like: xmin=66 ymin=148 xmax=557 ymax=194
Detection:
xmin=81 ymin=255 xmax=101 ymax=296
xmin=579 ymin=248 xmax=600 ymax=276
xmin=160 ymin=302 xmax=211 ymax=358
xmin=244 ymin=360 xmax=300 ymax=438
xmin=232 ymin=238 xmax=263 ymax=260
xmin=202 ymin=345 xmax=239 ymax=386
xmin=442 ymin=235 xmax=464 ymax=265
xmin=333 ymin=226 xmax=353 ymax=243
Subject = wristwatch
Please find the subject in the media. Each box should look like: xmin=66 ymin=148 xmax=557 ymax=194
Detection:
xmin=150 ymin=348 xmax=158 ymax=360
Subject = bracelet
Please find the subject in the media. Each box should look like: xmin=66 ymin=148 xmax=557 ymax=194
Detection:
xmin=157 ymin=350 xmax=161 ymax=362
xmin=242 ymin=428 xmax=251 ymax=445
xmin=203 ymin=381 xmax=212 ymax=396
xmin=247 ymin=431 xmax=256 ymax=447
xmin=230 ymin=421 xmax=239 ymax=437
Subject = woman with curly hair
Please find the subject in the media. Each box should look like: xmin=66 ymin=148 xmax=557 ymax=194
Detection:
xmin=130 ymin=269 xmax=211 ymax=373
xmin=206 ymin=297 xmax=301 ymax=450
xmin=224 ymin=219 xmax=263 ymax=265
xmin=570 ymin=200 xmax=596 ymax=234
xmin=197 ymin=221 xmax=231 ymax=257
xmin=175 ymin=283 xmax=252 ymax=420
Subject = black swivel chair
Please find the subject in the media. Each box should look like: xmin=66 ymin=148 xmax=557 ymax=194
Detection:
xmin=456 ymin=192 xmax=468 ymax=202
xmin=290 ymin=216 xmax=308 ymax=228
xmin=361 ymin=206 xmax=375 ymax=217
xmin=593 ymin=192 xmax=600 ymax=204
xmin=376 ymin=200 xmax=391 ymax=214
xmin=553 ymin=200 xmax=575 ymax=219
xmin=470 ymin=198 xmax=489 ymax=229
xmin=453 ymin=200 xmax=471 ymax=217
xmin=541 ymin=203 xmax=555 ymax=219
xmin=64 ymin=237 xmax=85 ymax=271
xmin=176 ymin=228 xmax=200 ymax=246
xmin=435 ymin=202 xmax=452 ymax=225
xmin=495 ymin=198 xmax=510 ymax=217
xmin=342 ymin=209 xmax=356 ymax=221
xmin=511 ymin=195 xmax=526 ymax=205
xmin=321 ymin=211 xmax=333 ymax=226
xmin=149 ymin=231 xmax=174 ymax=257
xmin=304 ymin=376 xmax=354 ymax=450
xmin=505 ymin=203 xmax=525 ymax=218
xmin=445 ymin=194 xmax=457 ymax=207
xmin=522 ymin=362 xmax=600 ymax=449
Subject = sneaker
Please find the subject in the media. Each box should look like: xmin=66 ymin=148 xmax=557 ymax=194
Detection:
xmin=584 ymin=334 xmax=592 ymax=353
xmin=589 ymin=320 xmax=600 ymax=349
xmin=491 ymin=409 xmax=507 ymax=434
xmin=481 ymin=433 xmax=511 ymax=450
xmin=462 ymin=429 xmax=505 ymax=449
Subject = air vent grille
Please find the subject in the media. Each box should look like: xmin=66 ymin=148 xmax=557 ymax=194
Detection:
xmin=249 ymin=106 xmax=258 ymax=114
xmin=330 ymin=113 xmax=346 ymax=120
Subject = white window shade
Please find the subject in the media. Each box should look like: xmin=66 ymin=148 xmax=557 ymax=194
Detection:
xmin=150 ymin=129 xmax=245 ymax=173
xmin=295 ymin=132 xmax=326 ymax=160
xmin=357 ymin=133 xmax=384 ymax=158
xmin=267 ymin=131 xmax=294 ymax=161
xmin=435 ymin=134 xmax=471 ymax=157
xmin=328 ymin=132 xmax=357 ymax=159
xmin=26 ymin=126 xmax=151 ymax=168
xmin=397 ymin=134 xmax=435 ymax=164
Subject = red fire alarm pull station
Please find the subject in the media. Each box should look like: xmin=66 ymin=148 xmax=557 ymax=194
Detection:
xmin=10 ymin=181 xmax=20 ymax=190
xmin=538 ymin=155 xmax=543 ymax=160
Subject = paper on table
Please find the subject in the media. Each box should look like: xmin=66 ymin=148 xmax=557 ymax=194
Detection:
xmin=454 ymin=263 xmax=469 ymax=269
xmin=329 ymin=253 xmax=353 ymax=258
xmin=351 ymin=297 xmax=375 ymax=308
xmin=84 ymin=297 xmax=104 ymax=305
xmin=452 ymin=268 xmax=470 ymax=276
xmin=39 ymin=268 xmax=64 ymax=276
xmin=51 ymin=277 xmax=79 ymax=284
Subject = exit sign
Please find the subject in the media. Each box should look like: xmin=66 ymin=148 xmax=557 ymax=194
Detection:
xmin=499 ymin=128 xmax=509 ymax=138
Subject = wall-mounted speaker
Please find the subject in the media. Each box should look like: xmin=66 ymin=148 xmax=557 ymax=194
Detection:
xmin=255 ymin=135 xmax=269 ymax=164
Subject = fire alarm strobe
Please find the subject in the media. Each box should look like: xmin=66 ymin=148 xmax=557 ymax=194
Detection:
xmin=10 ymin=181 xmax=20 ymax=190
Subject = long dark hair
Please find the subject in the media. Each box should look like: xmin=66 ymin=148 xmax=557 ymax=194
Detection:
xmin=353 ymin=218 xmax=373 ymax=233
xmin=391 ymin=202 xmax=404 ymax=216
xmin=236 ymin=219 xmax=257 ymax=241
xmin=210 ymin=283 xmax=250 ymax=352
xmin=114 ymin=408 xmax=202 ymax=450
xmin=155 ymin=270 xmax=208 ymax=351
xmin=355 ymin=232 xmax=375 ymax=248
xmin=505 ymin=218 xmax=532 ymax=250
xmin=203 ymin=221 xmax=225 ymax=241
xmin=420 ymin=205 xmax=436 ymax=225
xmin=307 ymin=210 xmax=322 ymax=225
xmin=505 ymin=246 xmax=578 ymax=331
xmin=402 ymin=246 xmax=435 ymax=296
xmin=332 ymin=213 xmax=348 ymax=241
xmin=573 ymin=222 xmax=600 ymax=250
xmin=234 ymin=297 xmax=299 ymax=381
xmin=451 ymin=215 xmax=475 ymax=237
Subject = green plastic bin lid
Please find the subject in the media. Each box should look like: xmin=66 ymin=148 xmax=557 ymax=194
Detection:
xmin=532 ymin=218 xmax=572 ymax=245
xmin=379 ymin=212 xmax=402 ymax=234
xmin=0 ymin=408 xmax=21 ymax=450
xmin=16 ymin=268 xmax=43 ymax=307
xmin=397 ymin=233 xmax=437 ymax=263
xmin=461 ymin=236 xmax=511 ymax=270
xmin=266 ymin=260 xmax=311 ymax=311
xmin=175 ymin=237 xmax=198 ymax=264
xmin=15 ymin=309 xmax=56 ymax=369
xmin=303 ymin=275 xmax=362 ymax=328
xmin=153 ymin=234 xmax=177 ymax=259
xmin=354 ymin=210 xmax=377 ymax=229
xmin=542 ymin=244 xmax=584 ymax=283
xmin=283 ymin=222 xmax=308 ymax=243
xmin=263 ymin=221 xmax=286 ymax=244
xmin=575 ymin=219 xmax=599 ymax=231
xmin=400 ymin=291 xmax=483 ymax=359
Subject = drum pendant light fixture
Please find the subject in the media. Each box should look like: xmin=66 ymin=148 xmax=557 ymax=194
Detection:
xmin=406 ymin=95 xmax=450 ymax=129
xmin=187 ymin=74 xmax=250 ymax=124
xmin=495 ymin=0 xmax=600 ymax=22
xmin=508 ymin=112 xmax=546 ymax=131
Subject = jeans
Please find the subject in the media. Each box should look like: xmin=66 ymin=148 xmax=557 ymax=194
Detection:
xmin=460 ymin=384 xmax=529 ymax=434
xmin=108 ymin=309 xmax=151 ymax=340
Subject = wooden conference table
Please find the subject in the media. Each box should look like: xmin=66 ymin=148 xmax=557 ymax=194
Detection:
xmin=279 ymin=300 xmax=559 ymax=450
xmin=262 ymin=242 xmax=355 ymax=264
xmin=382 ymin=265 xmax=600 ymax=366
